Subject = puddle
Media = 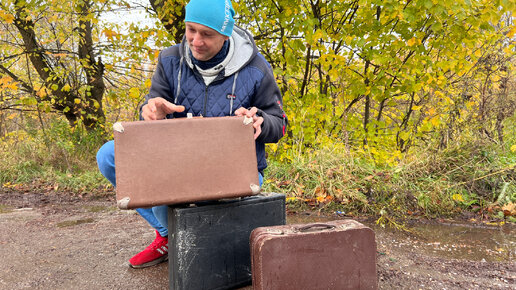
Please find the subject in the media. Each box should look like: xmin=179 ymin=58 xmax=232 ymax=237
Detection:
xmin=286 ymin=213 xmax=515 ymax=262
xmin=398 ymin=222 xmax=515 ymax=262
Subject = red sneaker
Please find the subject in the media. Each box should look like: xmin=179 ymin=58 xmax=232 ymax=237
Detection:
xmin=129 ymin=231 xmax=168 ymax=268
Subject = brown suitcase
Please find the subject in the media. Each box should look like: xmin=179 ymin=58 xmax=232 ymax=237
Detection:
xmin=113 ymin=116 xmax=260 ymax=209
xmin=250 ymin=220 xmax=378 ymax=290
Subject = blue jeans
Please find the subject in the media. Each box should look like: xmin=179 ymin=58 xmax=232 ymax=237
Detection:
xmin=96 ymin=140 xmax=263 ymax=237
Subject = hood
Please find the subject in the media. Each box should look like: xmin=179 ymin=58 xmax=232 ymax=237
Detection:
xmin=181 ymin=25 xmax=258 ymax=77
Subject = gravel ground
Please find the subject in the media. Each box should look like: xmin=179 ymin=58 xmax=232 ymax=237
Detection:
xmin=0 ymin=189 xmax=514 ymax=289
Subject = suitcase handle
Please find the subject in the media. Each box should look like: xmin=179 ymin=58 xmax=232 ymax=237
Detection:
xmin=297 ymin=223 xmax=336 ymax=232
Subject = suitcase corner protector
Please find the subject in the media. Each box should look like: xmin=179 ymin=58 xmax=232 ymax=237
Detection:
xmin=113 ymin=122 xmax=124 ymax=133
xmin=243 ymin=116 xmax=253 ymax=125
xmin=117 ymin=197 xmax=131 ymax=209
xmin=250 ymin=183 xmax=260 ymax=194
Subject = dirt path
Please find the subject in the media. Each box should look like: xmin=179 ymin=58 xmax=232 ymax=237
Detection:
xmin=0 ymin=189 xmax=514 ymax=289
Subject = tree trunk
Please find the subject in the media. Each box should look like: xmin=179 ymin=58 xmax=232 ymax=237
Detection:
xmin=78 ymin=0 xmax=106 ymax=129
xmin=149 ymin=0 xmax=186 ymax=43
xmin=12 ymin=0 xmax=106 ymax=131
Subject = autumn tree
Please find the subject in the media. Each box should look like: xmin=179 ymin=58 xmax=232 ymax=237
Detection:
xmin=234 ymin=0 xmax=515 ymax=162
xmin=0 ymin=0 xmax=110 ymax=131
xmin=1 ymin=0 xmax=514 ymax=161
xmin=147 ymin=0 xmax=185 ymax=42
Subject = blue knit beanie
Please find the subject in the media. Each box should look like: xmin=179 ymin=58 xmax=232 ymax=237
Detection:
xmin=185 ymin=0 xmax=235 ymax=37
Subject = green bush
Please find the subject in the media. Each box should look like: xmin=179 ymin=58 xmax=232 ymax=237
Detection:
xmin=0 ymin=117 xmax=109 ymax=193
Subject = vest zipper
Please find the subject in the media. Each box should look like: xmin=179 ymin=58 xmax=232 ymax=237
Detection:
xmin=203 ymin=85 xmax=208 ymax=117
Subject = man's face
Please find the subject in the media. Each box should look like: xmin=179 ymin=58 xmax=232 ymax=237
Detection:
xmin=185 ymin=22 xmax=229 ymax=61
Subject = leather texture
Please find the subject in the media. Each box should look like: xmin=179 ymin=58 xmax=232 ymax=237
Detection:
xmin=251 ymin=220 xmax=378 ymax=290
xmin=113 ymin=116 xmax=259 ymax=209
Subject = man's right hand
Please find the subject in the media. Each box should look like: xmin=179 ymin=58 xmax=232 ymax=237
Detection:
xmin=141 ymin=97 xmax=185 ymax=120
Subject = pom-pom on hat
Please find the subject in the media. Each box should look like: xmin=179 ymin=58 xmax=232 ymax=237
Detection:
xmin=185 ymin=0 xmax=235 ymax=37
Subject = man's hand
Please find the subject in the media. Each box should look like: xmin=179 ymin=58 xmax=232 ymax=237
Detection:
xmin=141 ymin=97 xmax=185 ymax=120
xmin=234 ymin=107 xmax=264 ymax=140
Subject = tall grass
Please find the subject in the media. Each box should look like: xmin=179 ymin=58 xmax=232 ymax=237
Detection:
xmin=1 ymin=115 xmax=514 ymax=222
xmin=0 ymin=118 xmax=110 ymax=193
xmin=262 ymin=122 xmax=516 ymax=222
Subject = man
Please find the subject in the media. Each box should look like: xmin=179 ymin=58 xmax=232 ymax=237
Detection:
xmin=96 ymin=0 xmax=287 ymax=269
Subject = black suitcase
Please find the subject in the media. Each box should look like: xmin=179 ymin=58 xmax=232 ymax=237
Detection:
xmin=167 ymin=193 xmax=286 ymax=290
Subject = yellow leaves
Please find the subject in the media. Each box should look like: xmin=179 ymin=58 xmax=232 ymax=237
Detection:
xmin=511 ymin=145 xmax=516 ymax=153
xmin=20 ymin=96 xmax=37 ymax=106
xmin=37 ymin=87 xmax=48 ymax=98
xmin=484 ymin=221 xmax=505 ymax=226
xmin=0 ymin=10 xmax=15 ymax=24
xmin=436 ymin=75 xmax=447 ymax=85
xmin=0 ymin=76 xmax=17 ymax=90
xmin=425 ymin=107 xmax=440 ymax=127
xmin=312 ymin=29 xmax=324 ymax=41
xmin=74 ymin=98 xmax=81 ymax=104
xmin=45 ymin=51 xmax=68 ymax=58
xmin=144 ymin=79 xmax=152 ymax=89
xmin=286 ymin=196 xmax=297 ymax=203
xmin=316 ymin=195 xmax=333 ymax=203
xmin=452 ymin=193 xmax=464 ymax=202
xmin=102 ymin=29 xmax=118 ymax=40
xmin=148 ymin=49 xmax=160 ymax=62
xmin=491 ymin=75 xmax=501 ymax=82
xmin=507 ymin=25 xmax=516 ymax=38
xmin=328 ymin=68 xmax=340 ymax=80
xmin=502 ymin=202 xmax=516 ymax=217
xmin=2 ymin=182 xmax=22 ymax=189
xmin=306 ymin=29 xmax=325 ymax=47
xmin=426 ymin=107 xmax=437 ymax=116
xmin=283 ymin=6 xmax=299 ymax=17
xmin=267 ymin=143 xmax=278 ymax=153
xmin=406 ymin=37 xmax=420 ymax=47
xmin=429 ymin=116 xmax=440 ymax=127
xmin=128 ymin=87 xmax=141 ymax=100
xmin=92 ymin=99 xmax=100 ymax=109
xmin=6 ymin=113 xmax=17 ymax=120
xmin=434 ymin=90 xmax=448 ymax=101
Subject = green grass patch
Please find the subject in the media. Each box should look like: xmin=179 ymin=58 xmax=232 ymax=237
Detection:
xmin=57 ymin=218 xmax=95 ymax=228
xmin=84 ymin=205 xmax=117 ymax=213
xmin=263 ymin=136 xmax=516 ymax=224
xmin=0 ymin=204 xmax=13 ymax=214
xmin=1 ymin=116 xmax=514 ymax=225
xmin=0 ymin=118 xmax=111 ymax=194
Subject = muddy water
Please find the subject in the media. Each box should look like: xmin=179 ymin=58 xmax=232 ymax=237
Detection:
xmin=286 ymin=213 xmax=515 ymax=263
xmin=398 ymin=222 xmax=515 ymax=262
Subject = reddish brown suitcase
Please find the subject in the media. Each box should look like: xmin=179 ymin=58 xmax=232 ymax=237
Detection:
xmin=113 ymin=116 xmax=260 ymax=209
xmin=251 ymin=220 xmax=378 ymax=290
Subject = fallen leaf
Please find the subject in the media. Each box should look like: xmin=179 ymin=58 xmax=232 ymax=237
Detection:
xmin=277 ymin=180 xmax=291 ymax=187
xmin=502 ymin=202 xmax=515 ymax=217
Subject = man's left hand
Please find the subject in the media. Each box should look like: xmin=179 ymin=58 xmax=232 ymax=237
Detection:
xmin=234 ymin=107 xmax=263 ymax=140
